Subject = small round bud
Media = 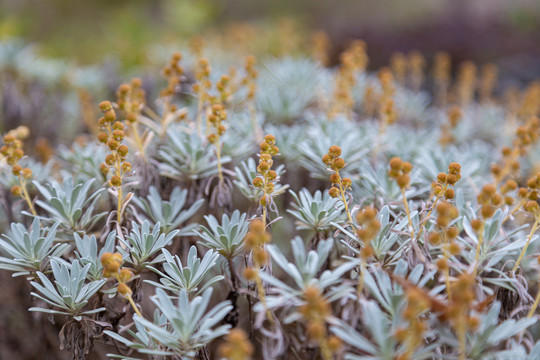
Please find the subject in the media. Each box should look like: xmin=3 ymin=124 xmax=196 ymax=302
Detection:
xmin=112 ymin=130 xmax=125 ymax=141
xmin=252 ymin=177 xmax=264 ymax=187
xmin=99 ymin=101 xmax=112 ymax=112
xmin=482 ymin=184 xmax=497 ymax=195
xmin=100 ymin=163 xmax=109 ymax=175
xmin=105 ymin=154 xmax=115 ymax=166
xmin=117 ymin=283 xmax=132 ymax=296
xmin=436 ymin=258 xmax=448 ymax=271
xmin=342 ymin=177 xmax=352 ymax=188
xmin=396 ymin=174 xmax=410 ymax=188
xmin=243 ymin=267 xmax=258 ymax=281
xmin=264 ymin=134 xmax=276 ymax=144
xmin=448 ymin=162 xmax=461 ymax=174
xmin=110 ymin=175 xmax=122 ymax=187
xmin=112 ymin=122 xmax=125 ymax=131
xmin=448 ymin=241 xmax=461 ymax=255
xmin=104 ymin=110 xmax=116 ymax=122
xmin=267 ymin=170 xmax=277 ymax=181
xmin=446 ymin=174 xmax=458 ymax=185
xmin=444 ymin=188 xmax=455 ymax=199
xmin=525 ymin=200 xmax=539 ymax=213
xmin=329 ymin=187 xmax=340 ymax=198
xmin=328 ymin=145 xmax=341 ymax=157
xmin=322 ymin=154 xmax=332 ymax=165
xmin=471 ymin=219 xmax=483 ymax=233
xmin=11 ymin=185 xmax=22 ymax=196
xmin=389 ymin=157 xmax=402 ymax=170
xmin=253 ymin=247 xmax=269 ymax=266
xmin=118 ymin=84 xmax=130 ymax=95
xmin=402 ymin=162 xmax=413 ymax=173
xmin=118 ymin=268 xmax=133 ymax=283
xmin=97 ymin=132 xmax=108 ymax=143
xmin=437 ymin=173 xmax=447 ymax=183
xmin=333 ymin=158 xmax=345 ymax=170
xmin=328 ymin=336 xmax=343 ymax=351
xmin=117 ymin=145 xmax=129 ymax=157
xmin=121 ymin=162 xmax=132 ymax=173
xmin=21 ymin=168 xmax=32 ymax=179
xmin=107 ymin=139 xmax=119 ymax=150
xmin=446 ymin=226 xmax=459 ymax=239
xmin=257 ymin=161 xmax=270 ymax=172
xmin=481 ymin=204 xmax=494 ymax=218
xmin=11 ymin=165 xmax=22 ymax=176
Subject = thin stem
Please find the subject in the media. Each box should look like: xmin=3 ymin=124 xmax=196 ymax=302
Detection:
xmin=254 ymin=271 xmax=274 ymax=325
xmin=502 ymin=199 xmax=526 ymax=225
xmin=401 ymin=187 xmax=415 ymax=238
xmin=215 ymin=137 xmax=224 ymax=184
xmin=416 ymin=191 xmax=444 ymax=241
xmin=20 ymin=178 xmax=36 ymax=216
xmin=442 ymin=233 xmax=452 ymax=301
xmin=356 ymin=258 xmax=366 ymax=296
xmin=126 ymin=294 xmax=142 ymax=317
xmin=130 ymin=121 xmax=146 ymax=162
xmin=457 ymin=315 xmax=467 ymax=360
xmin=528 ymin=287 xmax=540 ymax=318
xmin=117 ymin=185 xmax=123 ymax=225
xmin=195 ymin=89 xmax=204 ymax=137
xmin=336 ymin=171 xmax=353 ymax=224
xmin=513 ymin=212 xmax=540 ymax=272
xmin=472 ymin=221 xmax=485 ymax=276
xmin=319 ymin=336 xmax=332 ymax=360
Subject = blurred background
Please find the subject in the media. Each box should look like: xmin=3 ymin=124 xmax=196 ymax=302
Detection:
xmin=1 ymin=0 xmax=539 ymax=73
xmin=0 ymin=0 xmax=539 ymax=359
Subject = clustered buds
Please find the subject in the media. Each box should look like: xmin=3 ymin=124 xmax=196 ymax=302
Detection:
xmin=299 ymin=286 xmax=331 ymax=339
xmin=322 ymin=145 xmax=350 ymax=198
xmin=97 ymin=101 xmax=132 ymax=188
xmin=207 ymin=104 xmax=227 ymax=144
xmin=244 ymin=219 xmax=271 ymax=269
xmin=217 ymin=328 xmax=254 ymax=360
xmin=192 ymin=58 xmax=212 ymax=102
xmin=388 ymin=157 xmax=413 ymax=189
xmin=329 ymin=40 xmax=368 ymax=118
xmin=432 ymin=162 xmax=461 ymax=200
xmin=429 ymin=201 xmax=460 ymax=270
xmin=160 ymin=52 xmax=184 ymax=98
xmin=523 ymin=173 xmax=540 ymax=214
xmin=1 ymin=129 xmax=34 ymax=200
xmin=116 ymin=78 xmax=146 ymax=122
xmin=408 ymin=50 xmax=426 ymax=92
xmin=355 ymin=207 xmax=381 ymax=259
xmin=455 ymin=60 xmax=477 ymax=107
xmin=253 ymin=135 xmax=279 ymax=207
xmin=440 ymin=106 xmax=463 ymax=146
xmin=312 ymin=30 xmax=330 ymax=67
xmin=242 ymin=55 xmax=258 ymax=102
xmin=491 ymin=116 xmax=540 ymax=184
xmin=477 ymin=184 xmax=503 ymax=219
xmin=100 ymin=252 xmax=133 ymax=297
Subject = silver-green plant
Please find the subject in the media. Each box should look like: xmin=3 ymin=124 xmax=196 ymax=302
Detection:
xmin=0 ymin=218 xmax=68 ymax=277
xmin=105 ymin=288 xmax=232 ymax=359
xmin=33 ymin=177 xmax=106 ymax=235
xmin=29 ymin=259 xmax=106 ymax=321
xmin=195 ymin=210 xmax=250 ymax=259
xmin=119 ymin=221 xmax=179 ymax=270
xmin=131 ymin=185 xmax=204 ymax=235
xmin=146 ymin=247 xmax=223 ymax=296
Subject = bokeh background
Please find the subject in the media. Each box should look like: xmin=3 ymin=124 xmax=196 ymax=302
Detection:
xmin=0 ymin=0 xmax=539 ymax=359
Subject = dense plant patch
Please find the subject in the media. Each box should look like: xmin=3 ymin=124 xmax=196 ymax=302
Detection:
xmin=2 ymin=33 xmax=540 ymax=359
